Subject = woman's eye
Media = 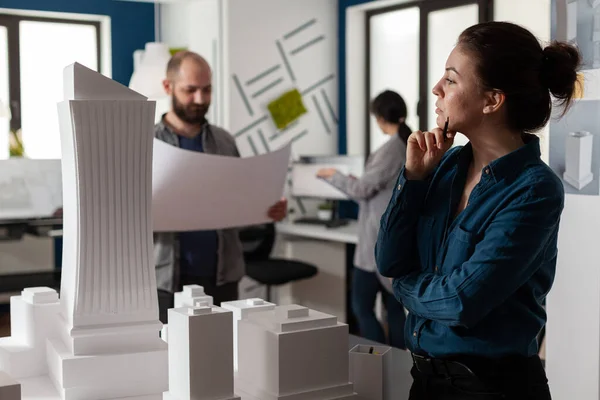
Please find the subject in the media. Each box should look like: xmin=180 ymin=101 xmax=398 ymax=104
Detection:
xmin=445 ymin=78 xmax=454 ymax=84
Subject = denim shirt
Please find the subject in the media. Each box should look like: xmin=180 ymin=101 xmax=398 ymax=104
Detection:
xmin=376 ymin=136 xmax=564 ymax=358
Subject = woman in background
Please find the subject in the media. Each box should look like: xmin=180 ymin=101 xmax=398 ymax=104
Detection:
xmin=317 ymin=90 xmax=409 ymax=349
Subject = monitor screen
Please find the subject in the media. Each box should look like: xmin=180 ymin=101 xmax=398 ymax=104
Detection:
xmin=291 ymin=155 xmax=364 ymax=200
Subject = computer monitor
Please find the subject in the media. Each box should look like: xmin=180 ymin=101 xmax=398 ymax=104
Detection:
xmin=291 ymin=155 xmax=364 ymax=200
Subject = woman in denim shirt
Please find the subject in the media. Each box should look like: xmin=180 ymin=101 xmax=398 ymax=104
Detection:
xmin=376 ymin=22 xmax=581 ymax=399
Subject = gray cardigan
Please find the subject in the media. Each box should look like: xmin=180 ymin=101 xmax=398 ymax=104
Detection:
xmin=153 ymin=119 xmax=245 ymax=292
xmin=328 ymin=134 xmax=406 ymax=291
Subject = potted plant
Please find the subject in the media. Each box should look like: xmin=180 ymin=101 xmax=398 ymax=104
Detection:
xmin=9 ymin=128 xmax=25 ymax=157
xmin=317 ymin=202 xmax=333 ymax=221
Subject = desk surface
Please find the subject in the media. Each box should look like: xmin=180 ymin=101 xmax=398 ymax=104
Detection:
xmin=276 ymin=220 xmax=359 ymax=244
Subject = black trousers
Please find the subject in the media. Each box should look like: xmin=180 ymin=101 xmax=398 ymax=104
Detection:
xmin=179 ymin=275 xmax=239 ymax=305
xmin=409 ymin=354 xmax=551 ymax=400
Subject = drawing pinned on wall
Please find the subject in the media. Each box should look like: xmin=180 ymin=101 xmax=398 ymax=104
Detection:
xmin=230 ymin=15 xmax=337 ymax=156
xmin=268 ymin=88 xmax=308 ymax=130
xmin=563 ymin=131 xmax=594 ymax=189
xmin=550 ymin=0 xmax=600 ymax=195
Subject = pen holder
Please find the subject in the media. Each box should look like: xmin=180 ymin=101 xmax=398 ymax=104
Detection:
xmin=349 ymin=344 xmax=392 ymax=400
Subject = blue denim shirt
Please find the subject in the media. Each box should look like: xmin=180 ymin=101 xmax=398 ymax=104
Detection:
xmin=376 ymin=136 xmax=564 ymax=358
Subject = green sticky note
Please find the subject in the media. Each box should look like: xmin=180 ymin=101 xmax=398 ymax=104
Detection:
xmin=268 ymin=89 xmax=307 ymax=130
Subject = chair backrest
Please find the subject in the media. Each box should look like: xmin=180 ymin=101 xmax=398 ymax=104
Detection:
xmin=239 ymin=223 xmax=276 ymax=262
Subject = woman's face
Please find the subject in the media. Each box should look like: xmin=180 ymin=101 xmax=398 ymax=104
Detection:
xmin=431 ymin=45 xmax=488 ymax=134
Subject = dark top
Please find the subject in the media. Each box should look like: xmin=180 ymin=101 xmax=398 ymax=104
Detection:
xmin=376 ymin=136 xmax=564 ymax=358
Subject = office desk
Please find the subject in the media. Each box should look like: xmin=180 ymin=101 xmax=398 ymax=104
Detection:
xmin=276 ymin=221 xmax=359 ymax=244
xmin=272 ymin=220 xmax=359 ymax=331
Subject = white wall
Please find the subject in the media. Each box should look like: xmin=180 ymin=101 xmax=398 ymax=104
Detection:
xmin=223 ymin=0 xmax=338 ymax=158
xmin=160 ymin=0 xmax=338 ymax=159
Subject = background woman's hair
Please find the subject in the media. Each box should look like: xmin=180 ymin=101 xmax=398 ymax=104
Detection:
xmin=370 ymin=90 xmax=411 ymax=142
xmin=458 ymin=21 xmax=581 ymax=133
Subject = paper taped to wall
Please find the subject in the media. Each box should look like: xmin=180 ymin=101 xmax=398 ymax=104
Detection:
xmin=152 ymin=140 xmax=291 ymax=231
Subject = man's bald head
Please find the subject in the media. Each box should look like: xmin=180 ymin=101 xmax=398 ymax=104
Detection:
xmin=162 ymin=51 xmax=213 ymax=126
xmin=166 ymin=51 xmax=211 ymax=82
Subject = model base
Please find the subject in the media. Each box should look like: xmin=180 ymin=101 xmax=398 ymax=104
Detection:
xmin=47 ymin=337 xmax=168 ymax=400
xmin=235 ymin=379 xmax=358 ymax=400
xmin=564 ymin=171 xmax=594 ymax=190
xmin=163 ymin=392 xmax=240 ymax=400
xmin=19 ymin=375 xmax=163 ymax=400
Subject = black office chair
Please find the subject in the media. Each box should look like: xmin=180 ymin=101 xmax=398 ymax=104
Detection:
xmin=240 ymin=223 xmax=318 ymax=302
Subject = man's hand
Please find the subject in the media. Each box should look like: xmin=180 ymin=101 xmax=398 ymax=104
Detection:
xmin=316 ymin=168 xmax=337 ymax=179
xmin=267 ymin=197 xmax=288 ymax=222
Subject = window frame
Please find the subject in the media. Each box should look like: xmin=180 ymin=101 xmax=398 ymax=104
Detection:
xmin=0 ymin=13 xmax=102 ymax=133
xmin=364 ymin=0 xmax=494 ymax=155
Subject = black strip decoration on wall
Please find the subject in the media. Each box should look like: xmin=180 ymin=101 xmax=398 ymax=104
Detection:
xmin=234 ymin=115 xmax=269 ymax=138
xmin=232 ymin=74 xmax=253 ymax=116
xmin=269 ymin=120 xmax=301 ymax=141
xmin=321 ymin=88 xmax=338 ymax=124
xmin=283 ymin=18 xmax=317 ymax=40
xmin=302 ymin=74 xmax=335 ymax=95
xmin=246 ymin=64 xmax=281 ymax=86
xmin=290 ymin=35 xmax=325 ymax=56
xmin=251 ymin=78 xmax=284 ymax=98
xmin=291 ymin=129 xmax=309 ymax=143
xmin=312 ymin=95 xmax=331 ymax=134
xmin=257 ymin=129 xmax=270 ymax=152
xmin=247 ymin=136 xmax=259 ymax=156
xmin=276 ymin=40 xmax=296 ymax=82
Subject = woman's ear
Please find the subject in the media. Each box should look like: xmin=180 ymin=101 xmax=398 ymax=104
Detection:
xmin=483 ymin=90 xmax=505 ymax=114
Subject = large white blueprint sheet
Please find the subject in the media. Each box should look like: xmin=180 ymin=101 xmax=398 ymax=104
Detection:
xmin=152 ymin=139 xmax=291 ymax=231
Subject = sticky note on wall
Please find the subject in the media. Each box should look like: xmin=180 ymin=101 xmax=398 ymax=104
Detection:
xmin=268 ymin=89 xmax=307 ymax=130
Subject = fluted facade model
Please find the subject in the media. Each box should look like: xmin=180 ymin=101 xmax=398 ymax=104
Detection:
xmin=59 ymin=63 xmax=158 ymax=329
xmin=47 ymin=63 xmax=168 ymax=399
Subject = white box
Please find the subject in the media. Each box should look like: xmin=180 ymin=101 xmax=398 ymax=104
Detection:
xmin=174 ymin=285 xmax=214 ymax=309
xmin=164 ymin=306 xmax=239 ymax=400
xmin=236 ymin=305 xmax=358 ymax=400
xmin=563 ymin=131 xmax=594 ymax=190
xmin=349 ymin=345 xmax=393 ymax=400
xmin=221 ymin=298 xmax=275 ymax=372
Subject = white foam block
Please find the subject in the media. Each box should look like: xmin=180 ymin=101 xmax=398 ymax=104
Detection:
xmin=173 ymin=285 xmax=214 ymax=309
xmin=166 ymin=306 xmax=239 ymax=400
xmin=236 ymin=305 xmax=358 ymax=400
xmin=63 ymin=62 xmax=146 ymax=101
xmin=221 ymin=298 xmax=275 ymax=371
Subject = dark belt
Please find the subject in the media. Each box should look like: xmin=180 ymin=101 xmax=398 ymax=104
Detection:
xmin=411 ymin=353 xmax=476 ymax=378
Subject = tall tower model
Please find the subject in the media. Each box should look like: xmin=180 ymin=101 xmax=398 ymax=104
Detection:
xmin=0 ymin=63 xmax=168 ymax=400
xmin=47 ymin=62 xmax=168 ymax=399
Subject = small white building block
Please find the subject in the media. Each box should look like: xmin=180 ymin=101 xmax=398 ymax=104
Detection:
xmin=0 ymin=371 xmax=21 ymax=400
xmin=563 ymin=131 xmax=594 ymax=190
xmin=163 ymin=306 xmax=239 ymax=400
xmin=174 ymin=285 xmax=214 ymax=309
xmin=349 ymin=345 xmax=393 ymax=400
xmin=0 ymin=287 xmax=61 ymax=379
xmin=221 ymin=298 xmax=275 ymax=372
xmin=236 ymin=305 xmax=359 ymax=400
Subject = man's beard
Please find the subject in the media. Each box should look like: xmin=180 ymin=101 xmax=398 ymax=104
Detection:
xmin=172 ymin=95 xmax=209 ymax=125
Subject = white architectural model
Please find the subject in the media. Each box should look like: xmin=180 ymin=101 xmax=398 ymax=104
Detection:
xmin=164 ymin=305 xmax=240 ymax=400
xmin=235 ymin=304 xmax=359 ymax=400
xmin=221 ymin=298 xmax=275 ymax=372
xmin=0 ymin=63 xmax=168 ymax=400
xmin=563 ymin=131 xmax=594 ymax=190
xmin=174 ymin=285 xmax=214 ymax=308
